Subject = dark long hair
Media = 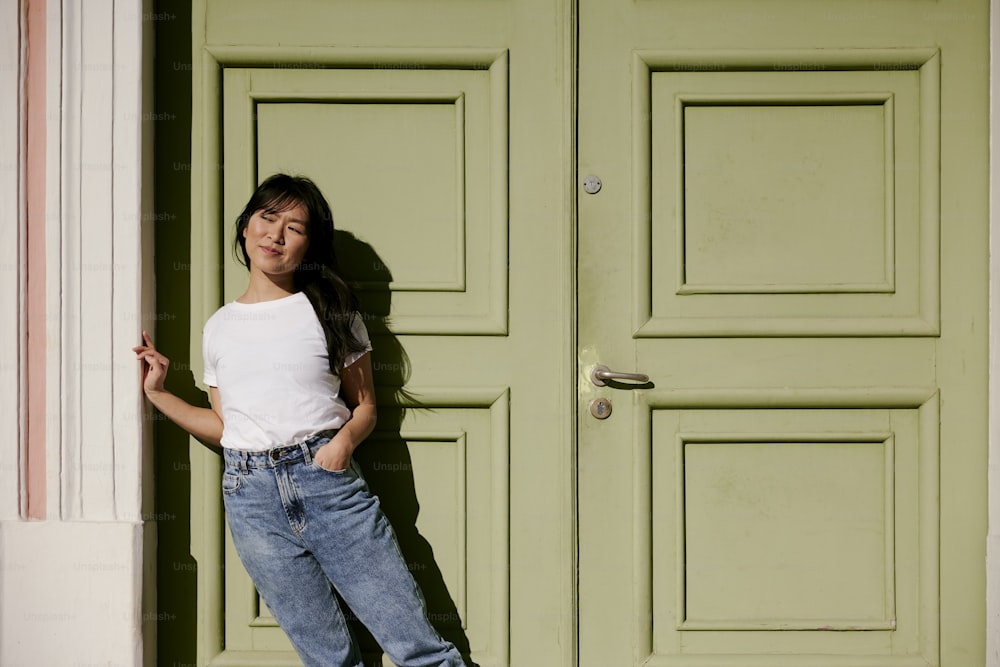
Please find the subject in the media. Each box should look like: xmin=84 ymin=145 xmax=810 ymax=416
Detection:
xmin=234 ymin=173 xmax=367 ymax=375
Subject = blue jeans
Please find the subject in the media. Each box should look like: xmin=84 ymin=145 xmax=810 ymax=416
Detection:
xmin=222 ymin=431 xmax=467 ymax=667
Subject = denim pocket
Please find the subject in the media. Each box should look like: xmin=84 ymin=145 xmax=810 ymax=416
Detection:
xmin=311 ymin=459 xmax=352 ymax=476
xmin=222 ymin=471 xmax=243 ymax=494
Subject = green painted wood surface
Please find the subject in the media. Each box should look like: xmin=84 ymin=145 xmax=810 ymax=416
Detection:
xmin=191 ymin=0 xmax=575 ymax=665
xmin=577 ymin=0 xmax=988 ymax=665
xmin=183 ymin=0 xmax=989 ymax=665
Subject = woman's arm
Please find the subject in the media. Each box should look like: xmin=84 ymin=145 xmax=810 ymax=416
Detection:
xmin=314 ymin=351 xmax=377 ymax=471
xmin=133 ymin=331 xmax=224 ymax=449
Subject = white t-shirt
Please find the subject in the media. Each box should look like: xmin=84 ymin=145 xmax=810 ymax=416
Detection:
xmin=202 ymin=291 xmax=372 ymax=451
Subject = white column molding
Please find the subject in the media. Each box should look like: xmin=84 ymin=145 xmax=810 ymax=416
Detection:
xmin=111 ymin=0 xmax=153 ymax=525
xmin=51 ymin=0 xmax=150 ymax=521
xmin=0 ymin=0 xmax=25 ymax=521
xmin=45 ymin=0 xmax=64 ymax=520
xmin=53 ymin=0 xmax=79 ymax=518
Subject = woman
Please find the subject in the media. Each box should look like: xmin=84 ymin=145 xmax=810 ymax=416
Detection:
xmin=134 ymin=174 xmax=466 ymax=667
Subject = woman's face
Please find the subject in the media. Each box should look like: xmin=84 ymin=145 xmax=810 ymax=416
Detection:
xmin=242 ymin=202 xmax=311 ymax=277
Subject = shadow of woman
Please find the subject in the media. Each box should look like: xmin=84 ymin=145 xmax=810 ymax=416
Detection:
xmin=334 ymin=231 xmax=478 ymax=667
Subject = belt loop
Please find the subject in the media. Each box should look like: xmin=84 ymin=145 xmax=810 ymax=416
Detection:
xmin=240 ymin=450 xmax=248 ymax=474
xmin=301 ymin=440 xmax=313 ymax=465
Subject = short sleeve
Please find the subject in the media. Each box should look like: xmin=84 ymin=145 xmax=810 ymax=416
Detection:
xmin=343 ymin=313 xmax=373 ymax=369
xmin=202 ymin=319 xmax=218 ymax=387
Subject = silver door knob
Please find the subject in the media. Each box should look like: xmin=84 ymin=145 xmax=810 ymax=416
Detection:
xmin=590 ymin=364 xmax=650 ymax=387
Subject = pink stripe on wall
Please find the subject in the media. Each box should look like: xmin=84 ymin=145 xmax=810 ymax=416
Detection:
xmin=25 ymin=0 xmax=45 ymax=519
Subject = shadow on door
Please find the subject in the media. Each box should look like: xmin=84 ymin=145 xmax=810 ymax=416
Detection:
xmin=337 ymin=230 xmax=477 ymax=666
xmin=150 ymin=6 xmax=474 ymax=660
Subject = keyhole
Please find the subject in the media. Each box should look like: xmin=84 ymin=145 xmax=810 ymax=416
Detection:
xmin=589 ymin=397 xmax=612 ymax=419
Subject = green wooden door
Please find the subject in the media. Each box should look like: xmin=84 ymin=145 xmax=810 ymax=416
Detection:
xmin=577 ymin=1 xmax=988 ymax=666
xmin=187 ymin=0 xmax=988 ymax=665
xmin=189 ymin=1 xmax=574 ymax=665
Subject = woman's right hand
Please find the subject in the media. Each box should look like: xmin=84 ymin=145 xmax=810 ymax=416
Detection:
xmin=133 ymin=330 xmax=169 ymax=395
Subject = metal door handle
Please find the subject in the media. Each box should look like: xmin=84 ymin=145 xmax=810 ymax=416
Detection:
xmin=591 ymin=364 xmax=650 ymax=387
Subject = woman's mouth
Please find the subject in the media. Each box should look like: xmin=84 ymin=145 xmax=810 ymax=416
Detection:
xmin=260 ymin=246 xmax=282 ymax=257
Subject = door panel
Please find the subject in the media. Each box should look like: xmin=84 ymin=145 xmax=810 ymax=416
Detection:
xmin=578 ymin=1 xmax=987 ymax=666
xmin=641 ymin=61 xmax=937 ymax=336
xmin=219 ymin=61 xmax=510 ymax=662
xmin=191 ymin=1 xmax=574 ymax=665
xmin=224 ymin=63 xmax=509 ymax=334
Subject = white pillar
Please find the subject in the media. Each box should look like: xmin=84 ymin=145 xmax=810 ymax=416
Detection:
xmin=0 ymin=1 xmax=155 ymax=665
xmin=0 ymin=0 xmax=25 ymax=522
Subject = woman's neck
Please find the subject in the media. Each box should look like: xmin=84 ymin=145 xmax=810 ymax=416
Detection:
xmin=237 ymin=270 xmax=298 ymax=304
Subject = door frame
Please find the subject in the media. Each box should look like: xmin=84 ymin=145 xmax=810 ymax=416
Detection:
xmin=987 ymin=1 xmax=1000 ymax=664
xmin=155 ymin=1 xmax=1000 ymax=664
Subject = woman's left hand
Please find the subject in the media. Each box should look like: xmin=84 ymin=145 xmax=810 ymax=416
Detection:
xmin=315 ymin=351 xmax=375 ymax=472
xmin=314 ymin=436 xmax=354 ymax=472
